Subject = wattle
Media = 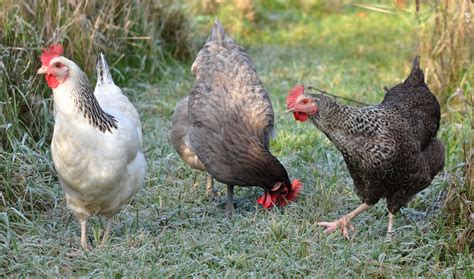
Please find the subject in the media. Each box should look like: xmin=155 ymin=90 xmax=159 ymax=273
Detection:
xmin=293 ymin=112 xmax=309 ymax=122
xmin=45 ymin=74 xmax=60 ymax=89
xmin=256 ymin=192 xmax=277 ymax=208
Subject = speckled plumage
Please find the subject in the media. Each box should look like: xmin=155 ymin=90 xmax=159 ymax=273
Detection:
xmin=306 ymin=57 xmax=444 ymax=214
xmin=188 ymin=20 xmax=292 ymax=195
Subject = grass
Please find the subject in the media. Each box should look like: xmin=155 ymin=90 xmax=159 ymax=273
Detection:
xmin=1 ymin=2 xmax=472 ymax=277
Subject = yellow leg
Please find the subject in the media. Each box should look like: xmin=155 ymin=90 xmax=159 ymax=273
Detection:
xmin=100 ymin=217 xmax=113 ymax=246
xmin=317 ymin=203 xmax=372 ymax=239
xmin=387 ymin=212 xmax=395 ymax=234
xmin=79 ymin=217 xmax=89 ymax=251
xmin=206 ymin=175 xmax=218 ymax=199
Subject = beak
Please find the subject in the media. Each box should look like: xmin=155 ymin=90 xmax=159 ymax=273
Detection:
xmin=285 ymin=107 xmax=295 ymax=113
xmin=37 ymin=66 xmax=47 ymax=75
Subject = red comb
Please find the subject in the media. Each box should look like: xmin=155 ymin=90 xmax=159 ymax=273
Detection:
xmin=40 ymin=44 xmax=64 ymax=66
xmin=286 ymin=85 xmax=305 ymax=109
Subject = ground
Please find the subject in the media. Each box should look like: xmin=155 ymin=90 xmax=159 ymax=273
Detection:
xmin=1 ymin=10 xmax=471 ymax=277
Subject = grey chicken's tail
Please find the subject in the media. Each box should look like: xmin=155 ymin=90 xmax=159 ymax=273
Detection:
xmin=207 ymin=17 xmax=226 ymax=46
xmin=404 ymin=55 xmax=425 ymax=86
xmin=96 ymin=52 xmax=114 ymax=87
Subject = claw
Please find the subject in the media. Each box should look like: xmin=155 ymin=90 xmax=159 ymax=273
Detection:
xmin=317 ymin=221 xmax=339 ymax=234
xmin=317 ymin=218 xmax=355 ymax=239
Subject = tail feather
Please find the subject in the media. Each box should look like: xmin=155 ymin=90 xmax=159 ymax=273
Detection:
xmin=412 ymin=55 xmax=420 ymax=70
xmin=404 ymin=55 xmax=425 ymax=86
xmin=207 ymin=17 xmax=226 ymax=45
xmin=96 ymin=52 xmax=114 ymax=87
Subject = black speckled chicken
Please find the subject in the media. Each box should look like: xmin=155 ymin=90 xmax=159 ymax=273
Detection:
xmin=286 ymin=57 xmax=445 ymax=238
xmin=185 ymin=19 xmax=302 ymax=217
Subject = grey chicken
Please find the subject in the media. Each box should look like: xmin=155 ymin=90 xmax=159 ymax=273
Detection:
xmin=186 ymin=19 xmax=302 ymax=216
xmin=286 ymin=57 xmax=444 ymax=238
xmin=170 ymin=96 xmax=218 ymax=198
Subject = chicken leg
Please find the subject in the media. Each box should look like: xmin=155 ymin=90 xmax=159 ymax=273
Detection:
xmin=387 ymin=211 xmax=395 ymax=234
xmin=225 ymin=184 xmax=234 ymax=217
xmin=100 ymin=217 xmax=113 ymax=246
xmin=206 ymin=175 xmax=218 ymax=199
xmin=317 ymin=203 xmax=372 ymax=239
xmin=79 ymin=217 xmax=89 ymax=251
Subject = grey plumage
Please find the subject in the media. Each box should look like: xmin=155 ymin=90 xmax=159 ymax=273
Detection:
xmin=186 ymin=19 xmax=295 ymax=212
xmin=170 ymin=96 xmax=217 ymax=199
xmin=170 ymin=96 xmax=206 ymax=172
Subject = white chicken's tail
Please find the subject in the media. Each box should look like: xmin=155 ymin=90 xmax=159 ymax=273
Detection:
xmin=96 ymin=52 xmax=114 ymax=87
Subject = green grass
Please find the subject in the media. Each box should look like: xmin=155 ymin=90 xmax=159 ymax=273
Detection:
xmin=1 ymin=5 xmax=472 ymax=277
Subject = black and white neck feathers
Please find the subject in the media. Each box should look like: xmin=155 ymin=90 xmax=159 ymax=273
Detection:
xmin=71 ymin=69 xmax=117 ymax=133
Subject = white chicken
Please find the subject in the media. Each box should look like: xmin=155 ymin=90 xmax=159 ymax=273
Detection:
xmin=37 ymin=44 xmax=146 ymax=250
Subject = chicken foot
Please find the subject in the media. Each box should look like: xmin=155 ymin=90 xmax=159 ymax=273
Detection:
xmin=317 ymin=203 xmax=372 ymax=239
xmin=225 ymin=185 xmax=234 ymax=218
xmin=206 ymin=176 xmax=218 ymax=199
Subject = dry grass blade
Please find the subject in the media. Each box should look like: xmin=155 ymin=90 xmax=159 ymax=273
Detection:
xmin=352 ymin=3 xmax=397 ymax=14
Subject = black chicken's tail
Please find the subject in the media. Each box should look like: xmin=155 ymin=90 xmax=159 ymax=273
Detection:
xmin=404 ymin=56 xmax=425 ymax=87
xmin=96 ymin=52 xmax=114 ymax=87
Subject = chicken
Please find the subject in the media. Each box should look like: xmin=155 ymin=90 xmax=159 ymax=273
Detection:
xmin=286 ymin=57 xmax=444 ymax=238
xmin=170 ymin=96 xmax=218 ymax=198
xmin=37 ymin=44 xmax=146 ymax=250
xmin=186 ymin=19 xmax=302 ymax=216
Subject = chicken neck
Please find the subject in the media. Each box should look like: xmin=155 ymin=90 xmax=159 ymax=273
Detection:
xmin=53 ymin=69 xmax=117 ymax=133
xmin=309 ymin=94 xmax=368 ymax=150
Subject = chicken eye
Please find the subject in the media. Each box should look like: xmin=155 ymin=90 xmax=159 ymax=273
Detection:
xmin=302 ymin=99 xmax=308 ymax=104
xmin=54 ymin=63 xmax=62 ymax=68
